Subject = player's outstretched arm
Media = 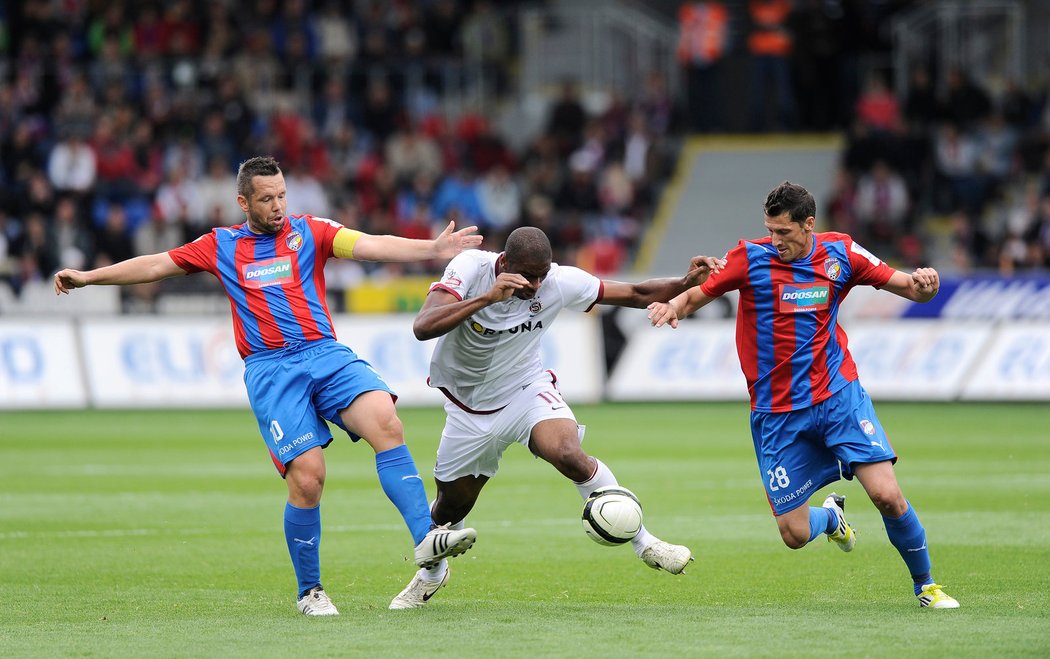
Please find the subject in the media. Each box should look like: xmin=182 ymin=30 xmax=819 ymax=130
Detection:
xmin=413 ymin=272 xmax=527 ymax=340
xmin=348 ymin=221 xmax=482 ymax=262
xmin=598 ymin=255 xmax=725 ymax=309
xmin=647 ymin=287 xmax=716 ymax=329
xmin=54 ymin=253 xmax=186 ymax=294
xmin=880 ymin=267 xmax=940 ymax=303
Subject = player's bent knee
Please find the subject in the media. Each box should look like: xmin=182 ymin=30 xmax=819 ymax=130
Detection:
xmin=867 ymin=489 xmax=906 ymax=517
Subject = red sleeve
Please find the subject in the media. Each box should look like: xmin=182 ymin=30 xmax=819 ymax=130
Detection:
xmin=845 ymin=236 xmax=895 ymax=288
xmin=304 ymin=215 xmax=343 ymax=262
xmin=700 ymin=241 xmax=750 ymax=297
xmin=168 ymin=231 xmax=218 ymax=274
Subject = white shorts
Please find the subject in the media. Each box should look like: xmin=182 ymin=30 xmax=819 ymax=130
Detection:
xmin=433 ymin=376 xmax=581 ymax=482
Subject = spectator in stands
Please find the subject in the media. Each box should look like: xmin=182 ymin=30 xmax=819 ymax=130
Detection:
xmin=424 ymin=0 xmax=463 ymax=58
xmin=385 ymin=120 xmax=443 ymax=188
xmin=1 ymin=118 xmax=44 ymax=187
xmin=155 ymin=164 xmax=204 ymax=240
xmin=52 ymin=195 xmax=92 ymax=272
xmin=134 ymin=207 xmax=184 ymax=259
xmin=313 ymin=0 xmax=358 ymax=64
xmin=92 ymin=203 xmax=135 ymax=267
xmin=933 ymin=122 xmax=987 ymax=215
xmin=19 ymin=170 xmax=56 ymax=220
xmin=545 ymin=79 xmax=588 ymax=158
xmin=285 ymin=163 xmax=332 ymax=219
xmin=476 ymin=163 xmax=522 ymax=240
xmin=1000 ymin=79 xmax=1035 ymax=131
xmin=977 ymin=112 xmax=1020 ymax=196
xmin=747 ymin=0 xmax=796 ymax=132
xmin=360 ymin=78 xmax=401 ymax=143
xmin=854 ymin=72 xmax=900 ymax=135
xmin=790 ymin=0 xmax=844 ymax=131
xmin=17 ymin=211 xmax=57 ymax=292
xmin=0 ymin=207 xmax=22 ymax=289
xmin=51 ymin=73 xmax=97 ymax=140
xmin=902 ymin=66 xmax=940 ymax=135
xmin=615 ymin=110 xmax=661 ymax=210
xmin=638 ymin=71 xmax=675 ymax=138
xmin=461 ymin=0 xmax=512 ymax=97
xmin=853 ymin=159 xmax=910 ymax=250
xmin=47 ymin=127 xmax=97 ymax=197
xmin=91 ymin=113 xmax=141 ymax=203
xmin=943 ymin=67 xmax=992 ymax=129
xmin=676 ymin=1 xmax=730 ymax=133
xmin=432 ymin=166 xmax=484 ymax=228
xmin=196 ymin=156 xmax=242 ymax=227
xmin=949 ymin=209 xmax=992 ymax=273
xmin=558 ymin=152 xmax=602 ymax=214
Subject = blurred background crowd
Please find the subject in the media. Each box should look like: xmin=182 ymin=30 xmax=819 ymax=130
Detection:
xmin=1 ymin=0 xmax=1049 ymax=311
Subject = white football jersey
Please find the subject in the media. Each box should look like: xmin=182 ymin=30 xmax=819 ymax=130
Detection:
xmin=426 ymin=249 xmax=602 ymax=412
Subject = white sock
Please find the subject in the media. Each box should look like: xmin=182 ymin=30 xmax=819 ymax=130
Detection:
xmin=422 ymin=500 xmax=463 ymax=582
xmin=574 ymin=458 xmax=657 ymax=557
xmin=630 ymin=527 xmax=656 ymax=556
xmin=573 ymin=457 xmax=617 ymax=499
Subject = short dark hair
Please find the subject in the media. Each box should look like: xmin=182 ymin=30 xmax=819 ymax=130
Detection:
xmin=505 ymin=226 xmax=551 ymax=263
xmin=763 ymin=181 xmax=815 ymax=224
xmin=236 ymin=156 xmax=282 ymax=200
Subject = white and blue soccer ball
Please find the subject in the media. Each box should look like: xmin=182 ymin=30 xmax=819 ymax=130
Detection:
xmin=581 ymin=486 xmax=643 ymax=546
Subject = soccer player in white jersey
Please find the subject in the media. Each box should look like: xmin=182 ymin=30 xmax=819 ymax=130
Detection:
xmin=388 ymin=226 xmax=725 ymax=609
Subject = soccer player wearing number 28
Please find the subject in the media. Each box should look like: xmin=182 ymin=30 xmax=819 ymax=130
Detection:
xmin=54 ymin=156 xmax=481 ymax=616
xmin=648 ymin=182 xmax=959 ymax=609
xmin=387 ymin=226 xmax=726 ymax=609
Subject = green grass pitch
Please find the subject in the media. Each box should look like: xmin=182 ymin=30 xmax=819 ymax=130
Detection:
xmin=2 ymin=402 xmax=1049 ymax=657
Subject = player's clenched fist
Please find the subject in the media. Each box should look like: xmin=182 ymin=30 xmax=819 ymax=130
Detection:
xmin=910 ymin=267 xmax=939 ymax=296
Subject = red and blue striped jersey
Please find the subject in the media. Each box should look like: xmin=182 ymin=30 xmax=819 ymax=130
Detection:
xmin=700 ymin=231 xmax=895 ymax=412
xmin=169 ymin=214 xmax=343 ymax=359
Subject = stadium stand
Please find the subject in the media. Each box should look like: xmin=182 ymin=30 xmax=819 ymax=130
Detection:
xmin=1 ymin=0 xmax=1048 ymax=315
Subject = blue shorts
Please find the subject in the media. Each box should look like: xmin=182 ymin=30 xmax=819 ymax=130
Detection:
xmin=749 ymin=380 xmax=896 ymax=516
xmin=243 ymin=339 xmax=396 ymax=477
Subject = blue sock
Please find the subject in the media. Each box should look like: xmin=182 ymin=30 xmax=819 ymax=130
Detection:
xmin=375 ymin=444 xmax=432 ymax=545
xmin=807 ymin=506 xmax=838 ymax=543
xmin=284 ymin=502 xmax=321 ymax=598
xmin=882 ymin=502 xmax=934 ymax=595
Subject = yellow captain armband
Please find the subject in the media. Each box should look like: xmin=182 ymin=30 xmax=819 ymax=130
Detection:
xmin=333 ymin=228 xmax=365 ymax=259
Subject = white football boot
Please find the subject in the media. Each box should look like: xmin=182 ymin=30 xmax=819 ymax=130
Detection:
xmin=414 ymin=524 xmax=477 ymax=569
xmin=640 ymin=540 xmax=694 ymax=574
xmin=296 ymin=586 xmax=339 ymax=616
xmin=389 ymin=567 xmax=451 ymax=609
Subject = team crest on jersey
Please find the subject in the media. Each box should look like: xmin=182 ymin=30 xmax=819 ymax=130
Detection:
xmin=442 ymin=269 xmax=461 ymax=287
xmin=243 ymin=257 xmax=294 ymax=288
xmin=859 ymin=419 xmax=876 ymax=436
xmin=824 ymin=258 xmax=841 ymax=281
xmin=286 ymin=231 xmax=303 ymax=251
xmin=776 ymin=283 xmax=830 ymax=313
xmin=529 ymin=300 xmax=542 ymax=314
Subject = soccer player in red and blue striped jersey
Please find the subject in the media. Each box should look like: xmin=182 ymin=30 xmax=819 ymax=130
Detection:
xmin=55 ymin=156 xmax=482 ymax=615
xmin=648 ymin=181 xmax=960 ymax=609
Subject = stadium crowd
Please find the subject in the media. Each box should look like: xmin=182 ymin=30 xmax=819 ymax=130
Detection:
xmin=679 ymin=0 xmax=1050 ymax=275
xmin=2 ymin=0 xmax=1049 ymax=310
xmin=830 ymin=64 xmax=1050 ymax=275
xmin=0 ymin=0 xmax=677 ymax=307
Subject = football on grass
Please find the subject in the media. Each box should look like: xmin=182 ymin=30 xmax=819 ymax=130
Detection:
xmin=581 ymin=486 xmax=643 ymax=545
